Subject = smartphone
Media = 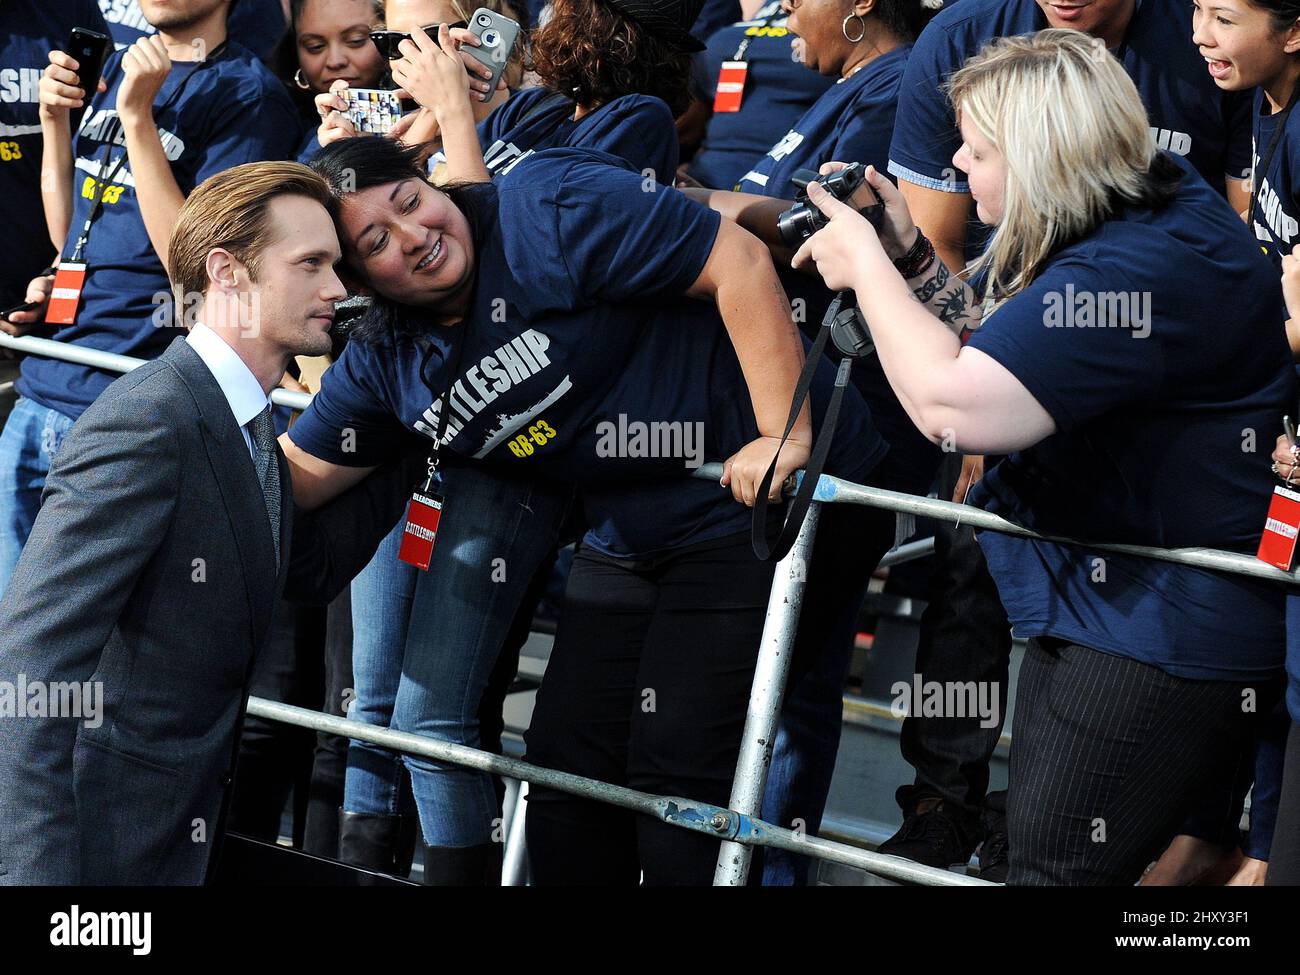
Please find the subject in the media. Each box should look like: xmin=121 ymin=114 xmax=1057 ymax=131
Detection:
xmin=463 ymin=8 xmax=520 ymax=100
xmin=66 ymin=27 xmax=109 ymax=91
xmin=369 ymin=21 xmax=468 ymax=59
xmin=345 ymin=87 xmax=403 ymax=134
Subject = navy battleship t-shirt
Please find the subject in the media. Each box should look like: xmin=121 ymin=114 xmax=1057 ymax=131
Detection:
xmin=966 ymin=158 xmax=1293 ymax=682
xmin=888 ymin=0 xmax=1253 ymax=197
xmin=290 ymin=149 xmax=887 ymax=558
xmin=1250 ymin=87 xmax=1300 ymax=270
xmin=687 ymin=0 xmax=833 ymax=191
xmin=0 ymin=0 xmax=109 ymax=306
xmin=16 ymin=42 xmax=299 ymax=420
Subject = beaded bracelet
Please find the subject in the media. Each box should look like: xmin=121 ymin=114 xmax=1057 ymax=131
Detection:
xmin=892 ymin=232 xmax=936 ymax=279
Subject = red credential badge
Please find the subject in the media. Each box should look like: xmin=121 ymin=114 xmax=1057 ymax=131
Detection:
xmin=397 ymin=490 xmax=444 ymax=571
xmin=713 ymin=60 xmax=749 ymax=113
xmin=1257 ymin=485 xmax=1300 ymax=570
xmin=45 ymin=262 xmax=87 ymax=326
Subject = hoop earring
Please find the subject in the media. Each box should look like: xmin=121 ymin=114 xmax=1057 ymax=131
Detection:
xmin=294 ymin=68 xmax=311 ymax=90
xmin=842 ymin=13 xmax=866 ymax=43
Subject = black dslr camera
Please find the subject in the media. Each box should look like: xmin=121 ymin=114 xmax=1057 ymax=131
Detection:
xmin=776 ymin=162 xmax=884 ymax=248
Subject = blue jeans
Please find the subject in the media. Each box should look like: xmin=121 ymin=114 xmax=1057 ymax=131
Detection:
xmin=343 ymin=460 xmax=570 ymax=847
xmin=0 ymin=396 xmax=76 ymax=598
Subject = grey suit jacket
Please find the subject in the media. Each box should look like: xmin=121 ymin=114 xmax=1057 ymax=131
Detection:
xmin=0 ymin=337 xmax=420 ymax=885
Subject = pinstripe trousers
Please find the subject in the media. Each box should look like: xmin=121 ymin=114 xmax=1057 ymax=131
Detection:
xmin=1007 ymin=638 xmax=1269 ymax=886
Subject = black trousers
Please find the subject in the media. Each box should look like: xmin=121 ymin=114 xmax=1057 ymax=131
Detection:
xmin=228 ymin=600 xmax=327 ymax=844
xmin=1008 ymin=638 xmax=1270 ymax=886
xmin=524 ymin=503 xmax=892 ymax=886
xmin=1266 ymin=719 xmax=1300 ymax=884
xmin=897 ymin=454 xmax=1012 ymax=830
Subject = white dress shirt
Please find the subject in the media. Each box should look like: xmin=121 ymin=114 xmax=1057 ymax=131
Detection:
xmin=185 ymin=323 xmax=272 ymax=461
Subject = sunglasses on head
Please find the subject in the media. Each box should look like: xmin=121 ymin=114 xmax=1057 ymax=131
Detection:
xmin=369 ymin=23 xmax=471 ymax=59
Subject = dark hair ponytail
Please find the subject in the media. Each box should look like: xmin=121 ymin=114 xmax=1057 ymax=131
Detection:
xmin=872 ymin=0 xmax=944 ymax=43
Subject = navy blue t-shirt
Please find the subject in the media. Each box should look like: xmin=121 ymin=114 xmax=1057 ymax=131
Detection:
xmin=98 ymin=0 xmax=287 ymax=62
xmin=966 ymin=159 xmax=1293 ymax=681
xmin=888 ymin=0 xmax=1253 ymax=197
xmin=16 ymin=42 xmax=300 ymax=420
xmin=738 ymin=44 xmax=908 ymax=196
xmin=0 ymin=0 xmax=108 ymax=306
xmin=290 ymin=149 xmax=887 ymax=557
xmin=687 ymin=0 xmax=832 ymax=191
xmin=692 ymin=0 xmax=742 ymax=44
xmin=735 ymin=44 xmax=939 ymax=495
xmin=1251 ymin=87 xmax=1300 ymax=270
xmin=473 ymin=86 xmax=680 ymax=183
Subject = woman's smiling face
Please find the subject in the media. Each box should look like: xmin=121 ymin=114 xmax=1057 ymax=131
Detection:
xmin=337 ymin=177 xmax=476 ymax=309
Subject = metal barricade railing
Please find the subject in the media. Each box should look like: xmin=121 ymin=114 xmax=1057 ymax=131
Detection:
xmin=7 ymin=331 xmax=1298 ymax=887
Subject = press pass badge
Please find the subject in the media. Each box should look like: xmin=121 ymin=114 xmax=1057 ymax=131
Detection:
xmin=713 ymin=61 xmax=749 ymax=113
xmin=45 ymin=262 xmax=87 ymax=326
xmin=398 ymin=488 xmax=444 ymax=570
xmin=1258 ymin=485 xmax=1300 ymax=570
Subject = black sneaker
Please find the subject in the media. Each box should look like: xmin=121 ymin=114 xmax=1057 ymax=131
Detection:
xmin=877 ymin=800 xmax=977 ymax=869
xmin=978 ymin=797 xmax=1009 ymax=883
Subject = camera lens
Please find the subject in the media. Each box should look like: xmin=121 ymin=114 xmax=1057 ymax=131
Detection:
xmin=477 ymin=13 xmax=491 ymax=25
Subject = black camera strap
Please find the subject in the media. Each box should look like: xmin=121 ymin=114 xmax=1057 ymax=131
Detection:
xmin=1249 ymin=82 xmax=1300 ymax=238
xmin=752 ymin=292 xmax=870 ymax=561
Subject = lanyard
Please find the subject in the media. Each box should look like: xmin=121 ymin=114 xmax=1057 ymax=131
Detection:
xmin=1249 ymin=84 xmax=1300 ymax=239
xmin=730 ymin=9 xmax=783 ymax=63
xmin=68 ymin=41 xmax=229 ymax=264
xmin=416 ymin=317 xmax=471 ymax=489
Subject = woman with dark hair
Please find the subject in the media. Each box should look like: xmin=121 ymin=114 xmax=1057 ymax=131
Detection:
xmin=284 ymin=134 xmax=902 ymax=884
xmin=311 ymin=0 xmax=713 ymax=885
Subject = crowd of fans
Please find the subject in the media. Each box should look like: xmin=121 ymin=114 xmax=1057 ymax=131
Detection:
xmin=3 ymin=0 xmax=1300 ymax=887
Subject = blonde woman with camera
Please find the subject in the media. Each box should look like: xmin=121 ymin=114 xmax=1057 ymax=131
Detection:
xmin=796 ymin=29 xmax=1295 ymax=885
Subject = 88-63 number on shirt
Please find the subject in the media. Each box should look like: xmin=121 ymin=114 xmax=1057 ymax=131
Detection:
xmin=506 ymin=420 xmax=557 ymax=457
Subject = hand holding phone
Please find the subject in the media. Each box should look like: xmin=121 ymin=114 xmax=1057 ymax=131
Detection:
xmin=462 ymin=9 xmax=520 ymax=101
xmin=66 ymin=27 xmax=110 ymax=92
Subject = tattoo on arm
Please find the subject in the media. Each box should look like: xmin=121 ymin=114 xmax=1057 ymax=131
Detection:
xmin=911 ymin=261 xmax=949 ymax=303
xmin=908 ymin=259 xmax=978 ymax=334
xmin=935 ymin=286 xmax=970 ymax=327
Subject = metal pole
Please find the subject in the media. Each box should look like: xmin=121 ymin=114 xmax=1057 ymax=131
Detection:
xmin=713 ymin=501 xmax=822 ymax=886
xmin=0 ymin=332 xmax=313 ymax=412
xmin=247 ymin=697 xmax=989 ymax=885
xmin=502 ymin=781 xmax=530 ymax=886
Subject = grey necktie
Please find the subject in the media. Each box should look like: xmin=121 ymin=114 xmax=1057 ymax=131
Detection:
xmin=248 ymin=406 xmax=282 ymax=568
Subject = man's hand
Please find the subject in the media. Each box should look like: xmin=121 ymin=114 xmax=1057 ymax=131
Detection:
xmin=117 ymin=35 xmax=172 ymax=124
xmin=721 ymin=435 xmax=811 ymax=507
xmin=40 ymin=50 xmax=101 ymax=121
xmin=1 ymin=271 xmax=55 ymax=337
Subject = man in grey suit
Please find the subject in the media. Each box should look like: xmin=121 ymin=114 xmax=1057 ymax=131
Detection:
xmin=0 ymin=161 xmax=419 ymax=885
